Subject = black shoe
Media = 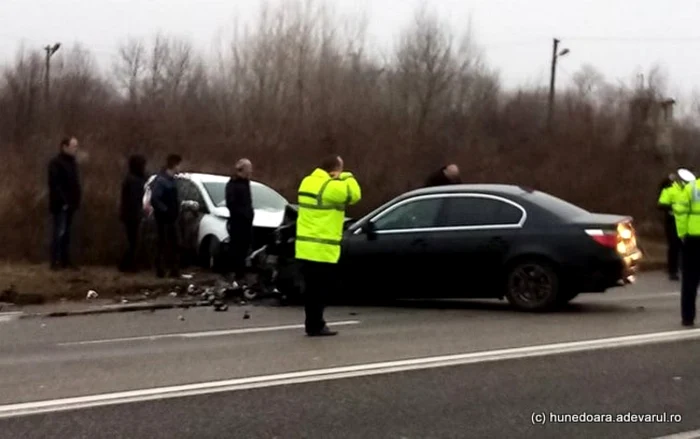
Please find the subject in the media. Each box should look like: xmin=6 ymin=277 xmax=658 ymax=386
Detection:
xmin=682 ymin=320 xmax=695 ymax=327
xmin=307 ymin=327 xmax=338 ymax=337
xmin=670 ymin=274 xmax=680 ymax=281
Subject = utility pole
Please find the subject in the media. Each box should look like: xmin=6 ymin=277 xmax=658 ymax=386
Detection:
xmin=44 ymin=43 xmax=61 ymax=104
xmin=547 ymin=38 xmax=570 ymax=131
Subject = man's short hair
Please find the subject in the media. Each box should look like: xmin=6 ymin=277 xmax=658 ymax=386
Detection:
xmin=59 ymin=137 xmax=73 ymax=150
xmin=320 ymin=154 xmax=341 ymax=173
xmin=166 ymin=154 xmax=182 ymax=170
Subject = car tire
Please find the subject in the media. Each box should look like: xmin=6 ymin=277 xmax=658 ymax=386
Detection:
xmin=200 ymin=236 xmax=222 ymax=272
xmin=505 ymin=259 xmax=560 ymax=312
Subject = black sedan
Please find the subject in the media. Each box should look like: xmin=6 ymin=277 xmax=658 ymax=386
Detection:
xmin=266 ymin=184 xmax=642 ymax=311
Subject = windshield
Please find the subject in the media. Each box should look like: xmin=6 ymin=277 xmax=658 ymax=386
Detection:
xmin=203 ymin=181 xmax=288 ymax=211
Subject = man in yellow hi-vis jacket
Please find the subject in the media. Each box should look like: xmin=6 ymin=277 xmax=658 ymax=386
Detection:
xmin=675 ymin=169 xmax=700 ymax=326
xmin=658 ymin=172 xmax=685 ymax=281
xmin=295 ymin=154 xmax=361 ymax=336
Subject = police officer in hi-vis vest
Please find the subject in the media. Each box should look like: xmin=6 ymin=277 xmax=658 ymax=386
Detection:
xmin=658 ymin=171 xmax=687 ymax=280
xmin=295 ymin=154 xmax=362 ymax=336
xmin=673 ymin=168 xmax=700 ymax=326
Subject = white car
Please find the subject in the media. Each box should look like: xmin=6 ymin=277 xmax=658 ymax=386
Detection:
xmin=144 ymin=172 xmax=289 ymax=270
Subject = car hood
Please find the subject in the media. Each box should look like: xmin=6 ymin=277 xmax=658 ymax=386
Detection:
xmin=211 ymin=207 xmax=285 ymax=229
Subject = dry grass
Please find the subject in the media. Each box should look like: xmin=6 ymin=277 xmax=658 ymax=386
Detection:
xmin=0 ymin=264 xmax=216 ymax=304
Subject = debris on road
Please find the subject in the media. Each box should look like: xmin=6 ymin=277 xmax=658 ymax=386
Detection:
xmin=169 ymin=292 xmax=178 ymax=298
xmin=178 ymin=315 xmax=185 ymax=321
xmin=86 ymin=290 xmax=99 ymax=300
xmin=214 ymin=302 xmax=229 ymax=312
xmin=181 ymin=274 xmax=194 ymax=279
xmin=243 ymin=311 xmax=251 ymax=320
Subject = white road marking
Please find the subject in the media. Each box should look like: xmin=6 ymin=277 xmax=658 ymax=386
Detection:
xmin=57 ymin=320 xmax=361 ymax=346
xmin=0 ymin=312 xmax=22 ymax=323
xmin=5 ymin=327 xmax=700 ymax=419
xmin=652 ymin=429 xmax=700 ymax=439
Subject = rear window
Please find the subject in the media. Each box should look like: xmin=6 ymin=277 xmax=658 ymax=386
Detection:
xmin=526 ymin=191 xmax=589 ymax=219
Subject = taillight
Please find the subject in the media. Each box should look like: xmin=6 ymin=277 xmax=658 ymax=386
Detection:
xmin=586 ymin=222 xmax=638 ymax=254
xmin=586 ymin=229 xmax=618 ymax=248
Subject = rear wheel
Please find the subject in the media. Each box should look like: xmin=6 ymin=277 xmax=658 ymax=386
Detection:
xmin=505 ymin=260 xmax=560 ymax=311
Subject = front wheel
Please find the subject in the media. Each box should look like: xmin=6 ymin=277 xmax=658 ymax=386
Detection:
xmin=505 ymin=260 xmax=560 ymax=312
xmin=199 ymin=237 xmax=223 ymax=272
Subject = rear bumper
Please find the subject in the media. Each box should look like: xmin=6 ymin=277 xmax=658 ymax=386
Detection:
xmin=572 ymin=250 xmax=642 ymax=292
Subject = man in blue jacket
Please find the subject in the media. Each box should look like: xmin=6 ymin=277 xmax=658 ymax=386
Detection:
xmin=150 ymin=154 xmax=183 ymax=278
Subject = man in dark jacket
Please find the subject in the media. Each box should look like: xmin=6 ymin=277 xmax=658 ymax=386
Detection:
xmin=119 ymin=155 xmax=148 ymax=273
xmin=48 ymin=137 xmax=82 ymax=270
xmin=425 ymin=164 xmax=461 ymax=187
xmin=151 ymin=154 xmax=183 ymax=278
xmin=226 ymin=158 xmax=255 ymax=284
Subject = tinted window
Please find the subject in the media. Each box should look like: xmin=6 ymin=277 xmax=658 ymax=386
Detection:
xmin=441 ymin=196 xmax=523 ymax=227
xmin=373 ymin=198 xmax=443 ymax=230
xmin=526 ymin=191 xmax=588 ymax=219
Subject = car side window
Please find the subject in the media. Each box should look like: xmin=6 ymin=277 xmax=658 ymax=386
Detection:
xmin=372 ymin=198 xmax=444 ymax=231
xmin=441 ymin=196 xmax=523 ymax=227
xmin=176 ymin=179 xmax=206 ymax=207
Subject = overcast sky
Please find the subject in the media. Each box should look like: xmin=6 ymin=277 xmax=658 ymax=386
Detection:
xmin=2 ymin=0 xmax=700 ymax=104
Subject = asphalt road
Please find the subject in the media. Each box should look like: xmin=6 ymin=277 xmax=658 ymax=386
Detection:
xmin=0 ymin=272 xmax=697 ymax=438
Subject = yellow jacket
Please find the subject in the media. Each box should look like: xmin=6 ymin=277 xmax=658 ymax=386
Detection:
xmin=295 ymin=169 xmax=362 ymax=263
xmin=675 ymin=181 xmax=700 ymax=238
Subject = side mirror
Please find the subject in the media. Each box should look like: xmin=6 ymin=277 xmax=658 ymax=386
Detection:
xmin=363 ymin=221 xmax=377 ymax=240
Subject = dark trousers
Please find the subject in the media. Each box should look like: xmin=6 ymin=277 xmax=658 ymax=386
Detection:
xmin=50 ymin=210 xmax=74 ymax=267
xmin=681 ymin=237 xmax=700 ymax=323
xmin=227 ymin=222 xmax=252 ymax=280
xmin=119 ymin=220 xmax=140 ymax=272
xmin=301 ymin=260 xmax=336 ymax=334
xmin=155 ymin=221 xmax=179 ymax=277
xmin=665 ymin=218 xmax=682 ymax=276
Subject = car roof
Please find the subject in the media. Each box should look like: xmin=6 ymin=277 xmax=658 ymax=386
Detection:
xmin=400 ymin=184 xmax=537 ymax=199
xmin=179 ymin=173 xmax=266 ymax=187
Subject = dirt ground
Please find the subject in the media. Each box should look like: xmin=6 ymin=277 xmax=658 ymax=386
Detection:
xmin=0 ymin=264 xmax=219 ymax=305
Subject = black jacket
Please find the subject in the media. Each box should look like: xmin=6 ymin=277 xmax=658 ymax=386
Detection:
xmin=120 ymin=157 xmax=147 ymax=224
xmin=48 ymin=152 xmax=81 ymax=214
xmin=150 ymin=171 xmax=179 ymax=224
xmin=425 ymin=166 xmax=461 ymax=187
xmin=226 ymin=177 xmax=254 ymax=228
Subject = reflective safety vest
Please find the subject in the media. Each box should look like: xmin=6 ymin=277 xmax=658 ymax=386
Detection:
xmin=676 ymin=180 xmax=700 ymax=238
xmin=295 ymin=168 xmax=362 ymax=263
xmin=658 ymin=182 xmax=682 ymax=212
xmin=659 ymin=182 xmax=686 ymax=232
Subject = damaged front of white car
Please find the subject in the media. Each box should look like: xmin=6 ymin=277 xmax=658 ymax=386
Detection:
xmin=142 ymin=173 xmax=289 ymax=272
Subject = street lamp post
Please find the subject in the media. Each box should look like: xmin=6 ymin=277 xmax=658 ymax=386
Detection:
xmin=547 ymin=38 xmax=569 ymax=130
xmin=44 ymin=42 xmax=61 ymax=103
